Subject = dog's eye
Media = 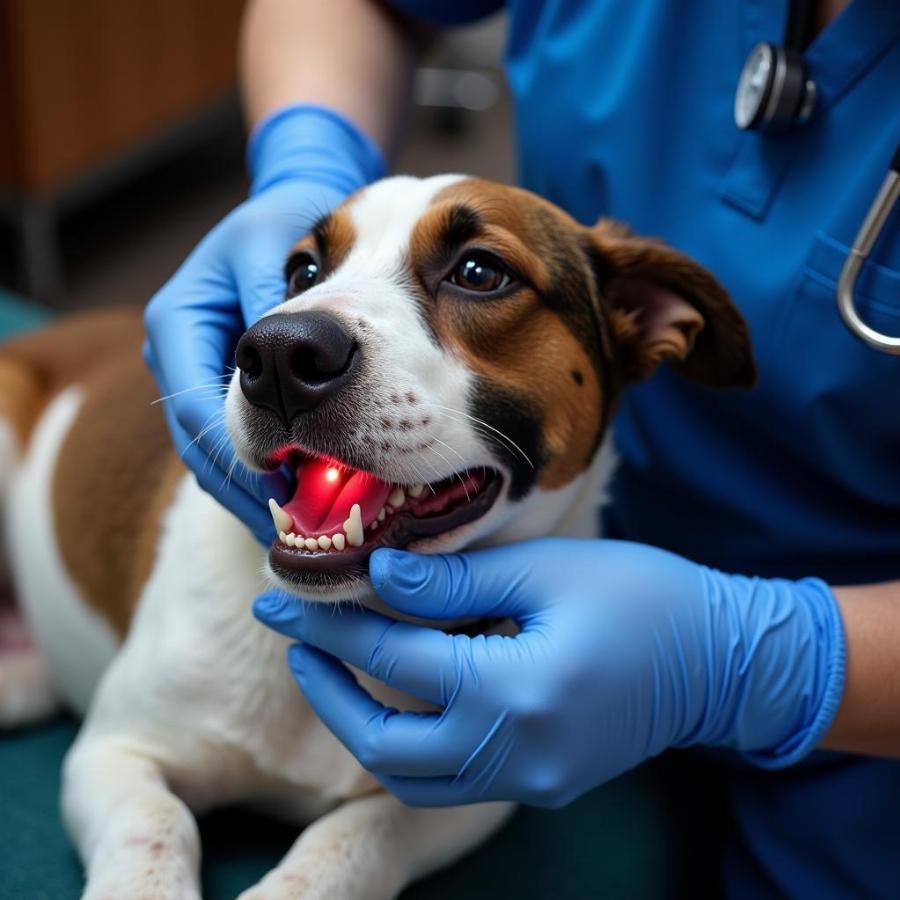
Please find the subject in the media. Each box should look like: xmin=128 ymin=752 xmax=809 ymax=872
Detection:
xmin=285 ymin=252 xmax=320 ymax=295
xmin=449 ymin=253 xmax=510 ymax=294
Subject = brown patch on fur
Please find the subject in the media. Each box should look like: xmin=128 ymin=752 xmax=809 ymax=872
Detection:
xmin=0 ymin=308 xmax=143 ymax=446
xmin=0 ymin=356 xmax=42 ymax=448
xmin=1 ymin=308 xmax=184 ymax=637
xmin=413 ymin=179 xmax=609 ymax=490
xmin=52 ymin=334 xmax=183 ymax=638
xmin=441 ymin=294 xmax=604 ymax=490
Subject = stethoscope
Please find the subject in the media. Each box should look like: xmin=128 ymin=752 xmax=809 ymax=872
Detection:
xmin=733 ymin=0 xmax=900 ymax=354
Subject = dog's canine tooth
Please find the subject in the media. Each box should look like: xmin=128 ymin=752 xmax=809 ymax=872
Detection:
xmin=332 ymin=533 xmax=346 ymax=551
xmin=344 ymin=504 xmax=364 ymax=547
xmin=408 ymin=484 xmax=425 ymax=498
xmin=317 ymin=535 xmax=332 ymax=551
xmin=268 ymin=498 xmax=292 ymax=533
xmin=304 ymin=538 xmax=319 ymax=551
xmin=387 ymin=487 xmax=405 ymax=508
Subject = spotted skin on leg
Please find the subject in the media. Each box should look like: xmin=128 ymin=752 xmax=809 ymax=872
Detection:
xmin=237 ymin=793 xmax=512 ymax=900
xmin=63 ymin=738 xmax=202 ymax=900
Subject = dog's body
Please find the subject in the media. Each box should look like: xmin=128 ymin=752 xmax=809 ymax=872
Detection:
xmin=0 ymin=175 xmax=753 ymax=899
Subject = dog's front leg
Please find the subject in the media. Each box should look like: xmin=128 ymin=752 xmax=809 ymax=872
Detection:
xmin=62 ymin=735 xmax=202 ymax=900
xmin=239 ymin=793 xmax=513 ymax=900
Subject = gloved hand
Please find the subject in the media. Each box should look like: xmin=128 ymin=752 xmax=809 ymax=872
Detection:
xmin=253 ymin=539 xmax=846 ymax=808
xmin=144 ymin=105 xmax=385 ymax=542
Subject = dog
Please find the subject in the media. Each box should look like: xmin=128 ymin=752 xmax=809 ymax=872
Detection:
xmin=0 ymin=174 xmax=754 ymax=899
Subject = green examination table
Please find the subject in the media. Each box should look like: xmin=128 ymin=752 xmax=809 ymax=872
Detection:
xmin=0 ymin=293 xmax=668 ymax=899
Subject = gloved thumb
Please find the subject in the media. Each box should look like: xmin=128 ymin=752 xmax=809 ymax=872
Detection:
xmin=369 ymin=547 xmax=537 ymax=621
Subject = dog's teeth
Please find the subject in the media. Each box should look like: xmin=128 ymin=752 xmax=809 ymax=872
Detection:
xmin=387 ymin=487 xmax=405 ymax=508
xmin=304 ymin=538 xmax=319 ymax=551
xmin=370 ymin=520 xmax=378 ymax=530
xmin=268 ymin=499 xmax=293 ymax=533
xmin=408 ymin=483 xmax=425 ymax=498
xmin=344 ymin=503 xmax=364 ymax=547
xmin=317 ymin=535 xmax=332 ymax=551
xmin=377 ymin=507 xmax=387 ymax=521
xmin=278 ymin=531 xmax=288 ymax=545
xmin=332 ymin=533 xmax=346 ymax=551
xmin=285 ymin=533 xmax=297 ymax=547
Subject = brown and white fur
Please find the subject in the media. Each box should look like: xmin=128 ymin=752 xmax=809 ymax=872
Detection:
xmin=0 ymin=175 xmax=754 ymax=899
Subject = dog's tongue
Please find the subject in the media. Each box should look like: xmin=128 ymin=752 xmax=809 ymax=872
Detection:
xmin=282 ymin=456 xmax=392 ymax=536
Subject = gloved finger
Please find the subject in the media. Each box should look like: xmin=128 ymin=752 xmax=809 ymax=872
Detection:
xmin=231 ymin=231 xmax=295 ymax=325
xmin=147 ymin=291 xmax=291 ymax=536
xmin=255 ymin=594 xmax=474 ymax=706
xmin=369 ymin=548 xmax=543 ymax=622
xmin=145 ymin=294 xmax=265 ymax=536
xmin=146 ymin=307 xmax=240 ymax=443
xmin=287 ymin=643 xmax=471 ymax=777
xmin=227 ymin=204 xmax=327 ymax=323
xmin=142 ymin=337 xmax=163 ymax=391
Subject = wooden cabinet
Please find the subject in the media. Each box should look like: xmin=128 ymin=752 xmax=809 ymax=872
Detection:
xmin=0 ymin=0 xmax=245 ymax=194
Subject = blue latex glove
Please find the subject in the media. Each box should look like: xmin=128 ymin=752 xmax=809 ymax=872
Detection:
xmin=144 ymin=105 xmax=385 ymax=542
xmin=253 ymin=539 xmax=846 ymax=808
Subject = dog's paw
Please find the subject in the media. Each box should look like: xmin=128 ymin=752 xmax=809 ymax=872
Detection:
xmin=81 ymin=850 xmax=201 ymax=900
xmin=237 ymin=869 xmax=356 ymax=900
xmin=237 ymin=874 xmax=312 ymax=900
xmin=82 ymin=887 xmax=200 ymax=900
xmin=82 ymin=882 xmax=201 ymax=900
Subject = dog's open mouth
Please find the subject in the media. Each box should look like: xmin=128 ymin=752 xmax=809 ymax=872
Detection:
xmin=268 ymin=453 xmax=502 ymax=582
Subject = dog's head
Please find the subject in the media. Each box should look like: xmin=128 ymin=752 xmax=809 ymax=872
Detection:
xmin=226 ymin=175 xmax=754 ymax=600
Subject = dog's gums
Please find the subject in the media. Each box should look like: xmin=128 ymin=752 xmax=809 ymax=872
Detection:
xmin=267 ymin=453 xmax=503 ymax=581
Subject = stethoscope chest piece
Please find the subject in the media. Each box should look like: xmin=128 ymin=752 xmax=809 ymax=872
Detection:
xmin=734 ymin=41 xmax=816 ymax=132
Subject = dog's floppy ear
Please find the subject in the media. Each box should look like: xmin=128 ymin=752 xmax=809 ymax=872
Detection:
xmin=588 ymin=219 xmax=756 ymax=388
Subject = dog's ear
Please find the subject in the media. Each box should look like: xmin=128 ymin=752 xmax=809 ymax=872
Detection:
xmin=587 ymin=220 xmax=756 ymax=388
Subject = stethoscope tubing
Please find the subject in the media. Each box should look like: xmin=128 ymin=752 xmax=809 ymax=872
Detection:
xmin=837 ymin=153 xmax=900 ymax=355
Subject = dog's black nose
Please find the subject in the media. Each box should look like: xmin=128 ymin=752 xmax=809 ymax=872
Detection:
xmin=235 ymin=312 xmax=359 ymax=423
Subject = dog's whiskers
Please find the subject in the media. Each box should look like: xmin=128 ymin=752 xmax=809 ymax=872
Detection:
xmin=430 ymin=438 xmax=472 ymax=502
xmin=152 ymin=376 xmax=233 ymax=406
xmin=433 ymin=405 xmax=534 ymax=469
xmin=425 ymin=444 xmax=473 ymax=503
xmin=184 ymin=409 xmax=228 ymax=461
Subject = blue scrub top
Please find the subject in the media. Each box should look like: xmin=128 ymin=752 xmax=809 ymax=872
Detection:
xmin=390 ymin=1 xmax=900 ymax=896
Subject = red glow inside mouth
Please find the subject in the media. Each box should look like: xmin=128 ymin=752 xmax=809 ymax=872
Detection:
xmin=268 ymin=450 xmax=503 ymax=579
xmin=283 ymin=456 xmax=392 ymax=536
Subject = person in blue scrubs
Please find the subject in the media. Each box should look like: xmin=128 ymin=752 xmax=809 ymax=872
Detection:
xmin=144 ymin=1 xmax=900 ymax=896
